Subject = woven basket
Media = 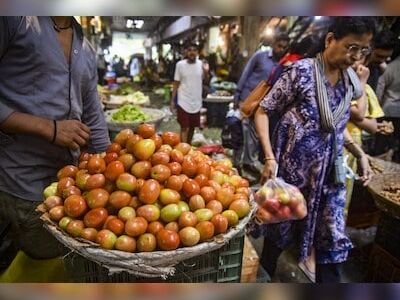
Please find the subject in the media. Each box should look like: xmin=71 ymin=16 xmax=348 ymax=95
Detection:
xmin=38 ymin=197 xmax=256 ymax=279
xmin=367 ymin=173 xmax=400 ymax=219
xmin=368 ymin=156 xmax=400 ymax=174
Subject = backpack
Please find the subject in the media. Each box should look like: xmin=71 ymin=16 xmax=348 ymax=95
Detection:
xmin=221 ymin=116 xmax=243 ymax=150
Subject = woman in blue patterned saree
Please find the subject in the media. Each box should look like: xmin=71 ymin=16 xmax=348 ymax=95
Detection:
xmin=253 ymin=17 xmax=376 ymax=282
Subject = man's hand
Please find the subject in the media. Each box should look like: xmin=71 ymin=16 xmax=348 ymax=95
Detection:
xmin=260 ymin=159 xmax=277 ymax=184
xmin=202 ymin=61 xmax=209 ymax=73
xmin=54 ymin=120 xmax=90 ymax=150
xmin=377 ymin=121 xmax=394 ymax=135
xmin=357 ymin=155 xmax=373 ymax=186
xmin=170 ymin=102 xmax=177 ymax=114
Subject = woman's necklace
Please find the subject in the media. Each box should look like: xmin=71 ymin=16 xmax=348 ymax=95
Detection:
xmin=50 ymin=17 xmax=72 ymax=32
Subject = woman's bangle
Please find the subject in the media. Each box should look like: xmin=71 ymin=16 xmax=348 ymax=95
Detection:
xmin=344 ymin=139 xmax=355 ymax=146
xmin=51 ymin=120 xmax=57 ymax=144
xmin=264 ymin=157 xmax=276 ymax=162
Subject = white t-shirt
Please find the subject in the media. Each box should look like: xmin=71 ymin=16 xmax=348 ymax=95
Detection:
xmin=174 ymin=59 xmax=203 ymax=113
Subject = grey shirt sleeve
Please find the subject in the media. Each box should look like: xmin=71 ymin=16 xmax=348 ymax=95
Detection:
xmin=0 ymin=17 xmax=21 ymax=124
xmin=376 ymin=67 xmax=393 ymax=105
xmin=81 ymin=55 xmax=110 ymax=153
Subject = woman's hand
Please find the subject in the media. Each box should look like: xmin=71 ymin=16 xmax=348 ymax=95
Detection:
xmin=260 ymin=159 xmax=277 ymax=184
xmin=357 ymin=155 xmax=373 ymax=186
xmin=356 ymin=64 xmax=370 ymax=85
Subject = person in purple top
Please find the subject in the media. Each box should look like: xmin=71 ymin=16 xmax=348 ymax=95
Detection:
xmin=253 ymin=17 xmax=375 ymax=282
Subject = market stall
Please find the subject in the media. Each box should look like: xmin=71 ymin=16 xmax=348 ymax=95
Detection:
xmin=367 ymin=166 xmax=400 ymax=282
xmin=38 ymin=124 xmax=256 ymax=282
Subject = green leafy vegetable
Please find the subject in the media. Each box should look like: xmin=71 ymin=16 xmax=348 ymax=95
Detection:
xmin=111 ymin=105 xmax=150 ymax=122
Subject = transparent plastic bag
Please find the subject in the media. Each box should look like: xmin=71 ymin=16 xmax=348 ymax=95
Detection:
xmin=254 ymin=178 xmax=307 ymax=224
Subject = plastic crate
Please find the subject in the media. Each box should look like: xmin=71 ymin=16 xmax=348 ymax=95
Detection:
xmin=375 ymin=212 xmax=400 ymax=260
xmin=64 ymin=231 xmax=244 ymax=283
xmin=367 ymin=244 xmax=400 ymax=282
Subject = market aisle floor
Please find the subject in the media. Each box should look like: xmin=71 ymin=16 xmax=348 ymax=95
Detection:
xmin=250 ymin=226 xmax=377 ymax=283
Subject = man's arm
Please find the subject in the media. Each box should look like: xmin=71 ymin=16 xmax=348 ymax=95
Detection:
xmin=234 ymin=51 xmax=259 ymax=102
xmin=0 ymin=112 xmax=91 ymax=150
xmin=81 ymin=57 xmax=110 ymax=153
xmin=0 ymin=17 xmax=21 ymax=59
xmin=0 ymin=16 xmax=23 ymax=134
xmin=171 ymin=62 xmax=181 ymax=113
xmin=0 ymin=17 xmax=90 ymax=150
xmin=171 ymin=81 xmax=180 ymax=113
xmin=376 ymin=66 xmax=393 ymax=105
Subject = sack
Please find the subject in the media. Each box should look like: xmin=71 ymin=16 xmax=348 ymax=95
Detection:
xmin=239 ymin=80 xmax=271 ymax=118
xmin=254 ymin=178 xmax=307 ymax=224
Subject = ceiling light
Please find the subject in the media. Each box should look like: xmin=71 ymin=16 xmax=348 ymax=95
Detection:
xmin=126 ymin=19 xmax=134 ymax=28
xmin=126 ymin=19 xmax=144 ymax=29
xmin=134 ymin=20 xmax=144 ymax=29
xmin=265 ymin=27 xmax=273 ymax=36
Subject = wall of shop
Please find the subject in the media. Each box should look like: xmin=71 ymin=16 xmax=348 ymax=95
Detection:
xmin=109 ymin=32 xmax=147 ymax=62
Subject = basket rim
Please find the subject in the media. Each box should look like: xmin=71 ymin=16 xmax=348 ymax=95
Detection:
xmin=38 ymin=196 xmax=256 ymax=278
xmin=105 ymin=107 xmax=166 ymax=126
xmin=367 ymin=172 xmax=400 ymax=218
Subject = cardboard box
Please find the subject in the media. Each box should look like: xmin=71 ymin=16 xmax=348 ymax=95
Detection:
xmin=240 ymin=236 xmax=260 ymax=283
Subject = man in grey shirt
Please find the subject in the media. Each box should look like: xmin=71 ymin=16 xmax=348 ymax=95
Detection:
xmin=0 ymin=17 xmax=110 ymax=263
xmin=376 ymin=54 xmax=400 ymax=161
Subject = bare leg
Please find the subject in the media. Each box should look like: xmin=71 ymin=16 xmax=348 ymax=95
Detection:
xmin=187 ymin=127 xmax=195 ymax=145
xmin=180 ymin=127 xmax=189 ymax=143
xmin=298 ymin=247 xmax=316 ymax=282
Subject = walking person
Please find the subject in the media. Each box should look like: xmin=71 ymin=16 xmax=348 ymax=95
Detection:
xmin=235 ymin=34 xmax=290 ymax=178
xmin=253 ymin=17 xmax=375 ymax=283
xmin=0 ymin=16 xmax=110 ymax=280
xmin=171 ymin=43 xmax=209 ymax=144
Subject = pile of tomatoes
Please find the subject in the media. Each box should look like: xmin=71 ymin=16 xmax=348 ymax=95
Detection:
xmin=42 ymin=124 xmax=251 ymax=253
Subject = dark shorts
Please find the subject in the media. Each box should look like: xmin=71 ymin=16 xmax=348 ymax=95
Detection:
xmin=0 ymin=190 xmax=67 ymax=260
xmin=177 ymin=105 xmax=200 ymax=128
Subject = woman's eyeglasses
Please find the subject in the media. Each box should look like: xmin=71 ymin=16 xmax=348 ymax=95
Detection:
xmin=345 ymin=44 xmax=372 ymax=57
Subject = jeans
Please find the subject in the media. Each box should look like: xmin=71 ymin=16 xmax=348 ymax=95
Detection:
xmin=0 ymin=190 xmax=67 ymax=260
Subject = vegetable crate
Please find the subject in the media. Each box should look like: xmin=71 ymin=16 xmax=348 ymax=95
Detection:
xmin=64 ymin=232 xmax=244 ymax=283
xmin=374 ymin=212 xmax=400 ymax=260
xmin=367 ymin=244 xmax=400 ymax=282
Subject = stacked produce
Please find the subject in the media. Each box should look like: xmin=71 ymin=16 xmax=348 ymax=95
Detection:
xmin=111 ymin=105 xmax=150 ymax=123
xmin=369 ymin=158 xmax=385 ymax=174
xmin=112 ymin=83 xmax=136 ymax=96
xmin=42 ymin=124 xmax=251 ymax=253
xmin=254 ymin=178 xmax=307 ymax=224
xmin=380 ymin=182 xmax=400 ymax=203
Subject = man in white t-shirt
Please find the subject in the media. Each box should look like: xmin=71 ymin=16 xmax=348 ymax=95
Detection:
xmin=171 ymin=43 xmax=208 ymax=143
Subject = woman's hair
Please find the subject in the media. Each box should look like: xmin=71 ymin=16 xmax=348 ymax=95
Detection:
xmin=328 ymin=17 xmax=377 ymax=40
xmin=289 ymin=35 xmax=321 ymax=58
xmin=274 ymin=33 xmax=290 ymax=44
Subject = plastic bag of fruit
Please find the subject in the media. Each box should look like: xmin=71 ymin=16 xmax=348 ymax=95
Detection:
xmin=254 ymin=178 xmax=307 ymax=224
